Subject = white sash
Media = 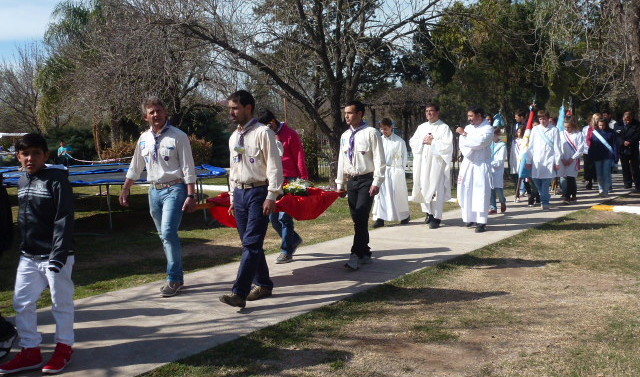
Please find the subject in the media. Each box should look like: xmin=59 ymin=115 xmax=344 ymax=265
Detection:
xmin=592 ymin=130 xmax=613 ymax=154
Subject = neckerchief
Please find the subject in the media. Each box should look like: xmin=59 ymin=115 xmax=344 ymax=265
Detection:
xmin=235 ymin=119 xmax=258 ymax=161
xmin=348 ymin=122 xmax=366 ymax=162
xmin=152 ymin=124 xmax=171 ymax=162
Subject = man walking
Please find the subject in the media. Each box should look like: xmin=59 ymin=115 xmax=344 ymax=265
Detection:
xmin=257 ymin=109 xmax=308 ymax=263
xmin=335 ymin=100 xmax=385 ymax=270
xmin=119 ymin=96 xmax=197 ymax=297
xmin=614 ymin=111 xmax=640 ymax=191
xmin=456 ymin=107 xmax=494 ymax=233
xmin=219 ymin=90 xmax=284 ymax=308
xmin=409 ymin=104 xmax=453 ymax=229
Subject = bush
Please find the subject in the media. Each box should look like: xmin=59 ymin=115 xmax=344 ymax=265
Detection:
xmin=101 ymin=141 xmax=136 ymax=162
xmin=188 ymin=135 xmax=213 ymax=166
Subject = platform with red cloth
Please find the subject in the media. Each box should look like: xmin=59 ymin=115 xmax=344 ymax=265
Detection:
xmin=198 ymin=187 xmax=342 ymax=228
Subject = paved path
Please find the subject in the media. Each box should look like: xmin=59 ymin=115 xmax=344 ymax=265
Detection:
xmin=5 ymin=179 xmax=629 ymax=377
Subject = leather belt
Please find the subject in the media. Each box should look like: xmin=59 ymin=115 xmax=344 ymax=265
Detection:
xmin=151 ymin=178 xmax=184 ymax=190
xmin=349 ymin=172 xmax=374 ymax=181
xmin=235 ymin=181 xmax=268 ymax=189
xmin=21 ymin=252 xmax=49 ymax=261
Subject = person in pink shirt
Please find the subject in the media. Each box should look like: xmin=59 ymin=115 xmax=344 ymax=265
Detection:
xmin=257 ymin=109 xmax=309 ymax=263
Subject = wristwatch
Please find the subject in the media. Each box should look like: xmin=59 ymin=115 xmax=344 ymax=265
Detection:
xmin=187 ymin=194 xmax=195 ymax=199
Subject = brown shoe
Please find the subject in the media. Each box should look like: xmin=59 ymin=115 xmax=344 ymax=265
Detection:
xmin=246 ymin=286 xmax=273 ymax=301
xmin=219 ymin=293 xmax=246 ymax=308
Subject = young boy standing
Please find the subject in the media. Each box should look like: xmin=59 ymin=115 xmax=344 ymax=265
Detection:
xmin=0 ymin=133 xmax=75 ymax=375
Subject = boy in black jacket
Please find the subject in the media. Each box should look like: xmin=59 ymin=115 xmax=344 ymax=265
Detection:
xmin=0 ymin=134 xmax=75 ymax=375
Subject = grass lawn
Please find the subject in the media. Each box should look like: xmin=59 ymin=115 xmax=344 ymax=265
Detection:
xmin=138 ymin=195 xmax=640 ymax=377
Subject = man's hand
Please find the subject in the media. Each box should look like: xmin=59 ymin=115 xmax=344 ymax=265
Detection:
xmin=263 ymin=199 xmax=276 ymax=216
xmin=228 ymin=205 xmax=235 ymax=217
xmin=182 ymin=196 xmax=196 ymax=212
xmin=455 ymin=127 xmax=466 ymax=136
xmin=624 ymin=140 xmax=631 ymax=147
xmin=369 ymin=185 xmax=380 ymax=197
xmin=119 ymin=188 xmax=130 ymax=207
xmin=423 ymin=134 xmax=434 ymax=145
xmin=554 ymin=164 xmax=560 ymax=171
xmin=525 ymin=163 xmax=532 ymax=170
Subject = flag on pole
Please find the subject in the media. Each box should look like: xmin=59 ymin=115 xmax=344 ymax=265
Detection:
xmin=556 ymin=105 xmax=566 ymax=132
xmin=518 ymin=103 xmax=536 ymax=178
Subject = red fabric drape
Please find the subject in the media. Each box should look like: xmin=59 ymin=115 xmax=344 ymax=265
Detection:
xmin=206 ymin=188 xmax=341 ymax=228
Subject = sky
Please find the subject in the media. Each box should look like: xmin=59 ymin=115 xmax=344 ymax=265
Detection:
xmin=0 ymin=0 xmax=60 ymax=61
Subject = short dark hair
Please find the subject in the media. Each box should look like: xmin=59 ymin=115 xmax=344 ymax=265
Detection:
xmin=141 ymin=95 xmax=166 ymax=116
xmin=425 ymin=103 xmax=440 ymax=112
xmin=256 ymin=108 xmax=277 ymax=124
xmin=515 ymin=109 xmax=527 ymax=118
xmin=468 ymin=106 xmax=484 ymax=118
xmin=537 ymin=110 xmax=550 ymax=118
xmin=380 ymin=118 xmax=394 ymax=127
xmin=16 ymin=133 xmax=48 ymax=153
xmin=345 ymin=100 xmax=365 ymax=114
xmin=227 ymin=90 xmax=255 ymax=109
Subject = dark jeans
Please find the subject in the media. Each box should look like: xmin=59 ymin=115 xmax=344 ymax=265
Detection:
xmin=0 ymin=315 xmax=15 ymax=341
xmin=620 ymin=153 xmax=640 ymax=189
xmin=583 ymin=154 xmax=596 ymax=182
xmin=560 ymin=176 xmax=577 ymax=199
xmin=232 ymin=186 xmax=273 ymax=299
xmin=347 ymin=174 xmax=375 ymax=258
xmin=525 ymin=179 xmax=540 ymax=205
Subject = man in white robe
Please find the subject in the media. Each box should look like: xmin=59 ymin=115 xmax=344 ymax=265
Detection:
xmin=524 ymin=110 xmax=562 ymax=210
xmin=372 ymin=118 xmax=410 ymax=227
xmin=409 ymin=104 xmax=453 ymax=229
xmin=456 ymin=107 xmax=494 ymax=233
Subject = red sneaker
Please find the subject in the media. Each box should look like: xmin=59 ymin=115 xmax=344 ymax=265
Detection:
xmin=42 ymin=343 xmax=73 ymax=374
xmin=0 ymin=347 xmax=42 ymax=374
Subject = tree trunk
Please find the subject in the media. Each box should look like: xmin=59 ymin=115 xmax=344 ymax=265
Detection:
xmin=92 ymin=120 xmax=103 ymax=160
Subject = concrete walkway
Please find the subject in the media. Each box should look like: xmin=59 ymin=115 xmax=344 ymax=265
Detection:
xmin=6 ymin=179 xmax=628 ymax=377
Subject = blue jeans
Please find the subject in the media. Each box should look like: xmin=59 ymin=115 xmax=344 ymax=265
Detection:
xmin=232 ymin=186 xmax=273 ymax=299
xmin=532 ymin=178 xmax=551 ymax=206
xmin=270 ymin=212 xmax=302 ymax=255
xmin=594 ymin=159 xmax=613 ymax=195
xmin=490 ymin=188 xmax=505 ymax=210
xmin=149 ymin=183 xmax=186 ymax=283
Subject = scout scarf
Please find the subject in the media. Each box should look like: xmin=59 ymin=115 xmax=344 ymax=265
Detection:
xmin=234 ymin=119 xmax=258 ymax=161
xmin=348 ymin=122 xmax=367 ymax=162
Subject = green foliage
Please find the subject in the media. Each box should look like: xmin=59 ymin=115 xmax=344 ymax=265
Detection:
xmin=47 ymin=127 xmax=96 ymax=162
xmin=301 ymin=132 xmax=319 ymax=180
xmin=177 ymin=105 xmax=230 ymax=168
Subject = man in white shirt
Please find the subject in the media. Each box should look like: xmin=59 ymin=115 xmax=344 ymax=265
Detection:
xmin=456 ymin=107 xmax=494 ymax=233
xmin=119 ymin=96 xmax=197 ymax=297
xmin=335 ymin=100 xmax=385 ymax=270
xmin=409 ymin=104 xmax=453 ymax=229
xmin=372 ymin=118 xmax=410 ymax=228
xmin=219 ymin=90 xmax=284 ymax=308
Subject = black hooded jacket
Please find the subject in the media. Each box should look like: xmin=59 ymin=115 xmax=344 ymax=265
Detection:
xmin=18 ymin=166 xmax=74 ymax=268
